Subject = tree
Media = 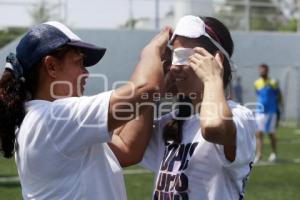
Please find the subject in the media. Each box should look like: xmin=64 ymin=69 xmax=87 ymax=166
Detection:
xmin=0 ymin=28 xmax=26 ymax=48
xmin=29 ymin=0 xmax=62 ymax=25
xmin=30 ymin=0 xmax=52 ymax=24
xmin=216 ymin=0 xmax=295 ymax=31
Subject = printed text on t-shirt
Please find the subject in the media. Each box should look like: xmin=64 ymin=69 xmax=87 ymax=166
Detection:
xmin=154 ymin=142 xmax=199 ymax=200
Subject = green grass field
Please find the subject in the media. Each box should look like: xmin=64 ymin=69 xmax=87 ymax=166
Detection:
xmin=1 ymin=125 xmax=300 ymax=200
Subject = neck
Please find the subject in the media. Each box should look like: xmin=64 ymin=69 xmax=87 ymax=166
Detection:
xmin=33 ymin=85 xmax=56 ymax=102
xmin=33 ymin=92 xmax=55 ymax=102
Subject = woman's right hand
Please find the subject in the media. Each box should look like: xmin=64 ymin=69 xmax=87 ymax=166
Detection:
xmin=143 ymin=26 xmax=173 ymax=58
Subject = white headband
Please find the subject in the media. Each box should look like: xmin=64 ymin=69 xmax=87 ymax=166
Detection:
xmin=170 ymin=15 xmax=237 ymax=71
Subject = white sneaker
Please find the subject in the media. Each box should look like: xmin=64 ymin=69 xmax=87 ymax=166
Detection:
xmin=268 ymin=153 xmax=277 ymax=163
xmin=254 ymin=155 xmax=262 ymax=164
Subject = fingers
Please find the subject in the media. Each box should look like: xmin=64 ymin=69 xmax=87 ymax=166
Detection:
xmin=188 ymin=48 xmax=224 ymax=81
xmin=161 ymin=26 xmax=174 ymax=39
xmin=189 ymin=49 xmax=223 ymax=70
xmin=189 ymin=56 xmax=202 ymax=67
xmin=189 ymin=52 xmax=204 ymax=63
xmin=154 ymin=26 xmax=173 ymax=44
xmin=161 ymin=26 xmax=173 ymax=35
xmin=193 ymin=47 xmax=211 ymax=57
xmin=189 ymin=47 xmax=212 ymax=64
xmin=149 ymin=26 xmax=173 ymax=56
xmin=189 ymin=61 xmax=202 ymax=75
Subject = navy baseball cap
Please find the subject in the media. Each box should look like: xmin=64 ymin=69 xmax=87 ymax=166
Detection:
xmin=16 ymin=21 xmax=106 ymax=74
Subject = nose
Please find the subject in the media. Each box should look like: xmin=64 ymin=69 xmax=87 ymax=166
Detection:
xmin=170 ymin=65 xmax=190 ymax=74
xmin=170 ymin=65 xmax=183 ymax=73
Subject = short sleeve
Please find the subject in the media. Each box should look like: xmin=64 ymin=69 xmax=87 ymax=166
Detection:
xmin=46 ymin=91 xmax=113 ymax=157
xmin=215 ymin=102 xmax=257 ymax=168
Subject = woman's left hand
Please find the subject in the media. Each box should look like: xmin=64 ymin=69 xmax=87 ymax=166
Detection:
xmin=189 ymin=47 xmax=224 ymax=83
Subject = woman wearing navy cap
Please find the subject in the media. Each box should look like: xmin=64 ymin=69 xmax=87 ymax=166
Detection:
xmin=0 ymin=21 xmax=171 ymax=200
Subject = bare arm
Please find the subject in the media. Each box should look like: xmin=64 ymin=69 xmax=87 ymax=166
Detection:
xmin=108 ymin=107 xmax=154 ymax=167
xmin=107 ymin=27 xmax=172 ymax=132
xmin=189 ymin=48 xmax=236 ymax=161
xmin=108 ymin=47 xmax=173 ymax=167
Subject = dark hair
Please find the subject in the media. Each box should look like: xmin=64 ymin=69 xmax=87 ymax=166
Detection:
xmin=259 ymin=63 xmax=269 ymax=70
xmin=163 ymin=96 xmax=192 ymax=144
xmin=0 ymin=45 xmax=78 ymax=158
xmin=163 ymin=16 xmax=234 ymax=144
xmin=202 ymin=16 xmax=234 ymax=88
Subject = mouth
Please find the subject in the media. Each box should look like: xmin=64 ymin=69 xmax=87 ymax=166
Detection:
xmin=174 ymin=75 xmax=187 ymax=82
xmin=170 ymin=71 xmax=187 ymax=83
xmin=175 ymin=78 xmax=185 ymax=82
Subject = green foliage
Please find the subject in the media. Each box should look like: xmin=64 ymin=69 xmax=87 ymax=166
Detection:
xmin=278 ymin=18 xmax=298 ymax=32
xmin=218 ymin=0 xmax=297 ymax=32
xmin=0 ymin=27 xmax=27 ymax=48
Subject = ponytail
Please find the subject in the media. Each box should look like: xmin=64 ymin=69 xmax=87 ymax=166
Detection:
xmin=0 ymin=69 xmax=27 ymax=158
xmin=163 ymin=96 xmax=192 ymax=144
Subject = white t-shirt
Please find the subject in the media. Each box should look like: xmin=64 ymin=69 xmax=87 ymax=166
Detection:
xmin=141 ymin=100 xmax=256 ymax=200
xmin=15 ymin=91 xmax=127 ymax=200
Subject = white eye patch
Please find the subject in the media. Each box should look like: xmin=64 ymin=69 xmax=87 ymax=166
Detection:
xmin=172 ymin=48 xmax=194 ymax=66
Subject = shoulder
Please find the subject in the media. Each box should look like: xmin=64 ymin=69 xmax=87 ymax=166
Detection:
xmin=228 ymin=100 xmax=255 ymax=123
xmin=254 ymin=78 xmax=264 ymax=90
xmin=51 ymin=91 xmax=113 ymax=110
xmin=25 ymin=100 xmax=51 ymax=117
xmin=229 ymin=100 xmax=257 ymax=137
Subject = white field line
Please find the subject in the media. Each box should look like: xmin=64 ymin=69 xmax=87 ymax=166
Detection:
xmin=280 ymin=140 xmax=300 ymax=144
xmin=0 ymin=169 xmax=152 ymax=183
xmin=1 ymin=159 xmax=300 ymax=184
xmin=0 ymin=176 xmax=19 ymax=183
xmin=294 ymin=129 xmax=300 ymax=135
xmin=253 ymin=159 xmax=300 ymax=166
xmin=293 ymin=158 xmax=300 ymax=163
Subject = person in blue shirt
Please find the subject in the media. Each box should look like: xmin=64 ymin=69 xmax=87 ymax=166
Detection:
xmin=233 ymin=76 xmax=243 ymax=104
xmin=254 ymin=64 xmax=282 ymax=163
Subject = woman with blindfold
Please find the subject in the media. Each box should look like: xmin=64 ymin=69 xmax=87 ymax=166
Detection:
xmin=141 ymin=15 xmax=256 ymax=200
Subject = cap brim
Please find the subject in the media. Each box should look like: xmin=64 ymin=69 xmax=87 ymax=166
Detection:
xmin=67 ymin=41 xmax=106 ymax=67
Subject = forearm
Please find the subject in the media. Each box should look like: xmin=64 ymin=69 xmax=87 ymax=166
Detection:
xmin=107 ymin=27 xmax=171 ymax=132
xmin=200 ymin=78 xmax=235 ymax=145
xmin=129 ymin=46 xmax=164 ymax=91
xmin=107 ymin=47 xmax=164 ymax=132
xmin=109 ymin=107 xmax=154 ymax=167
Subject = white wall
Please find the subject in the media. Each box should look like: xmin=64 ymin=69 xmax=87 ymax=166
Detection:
xmin=0 ymin=29 xmax=300 ymax=119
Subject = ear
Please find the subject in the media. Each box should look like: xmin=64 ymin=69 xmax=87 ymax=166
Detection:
xmin=43 ymin=56 xmax=60 ymax=79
